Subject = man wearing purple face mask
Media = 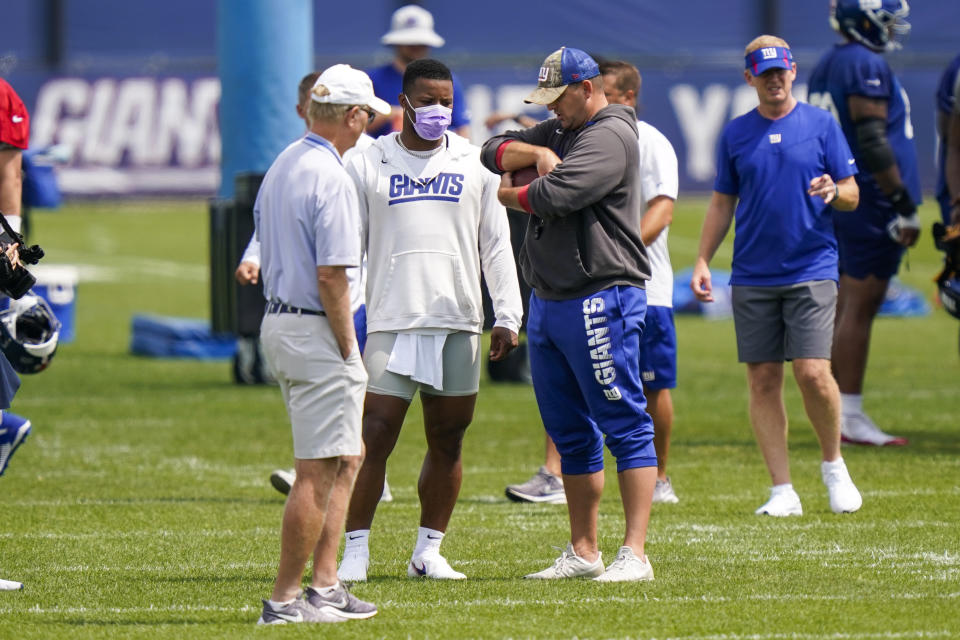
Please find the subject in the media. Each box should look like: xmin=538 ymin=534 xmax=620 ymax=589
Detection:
xmin=337 ymin=59 xmax=522 ymax=582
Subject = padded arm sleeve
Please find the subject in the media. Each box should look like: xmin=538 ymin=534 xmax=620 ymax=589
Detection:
xmin=854 ymin=117 xmax=896 ymax=174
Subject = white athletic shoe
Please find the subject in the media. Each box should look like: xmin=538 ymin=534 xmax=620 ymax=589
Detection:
xmin=407 ymin=553 xmax=466 ymax=580
xmin=269 ymin=468 xmax=295 ymax=496
xmin=524 ymin=543 xmax=604 ymax=579
xmin=652 ymin=477 xmax=679 ymax=504
xmin=593 ymin=546 xmax=654 ymax=583
xmin=272 ymin=470 xmax=393 ymax=502
xmin=337 ymin=550 xmax=369 ymax=583
xmin=0 ymin=578 xmax=23 ymax=591
xmin=841 ymin=413 xmax=908 ymax=446
xmin=821 ymin=459 xmax=863 ymax=514
xmin=755 ymin=486 xmax=803 ymax=516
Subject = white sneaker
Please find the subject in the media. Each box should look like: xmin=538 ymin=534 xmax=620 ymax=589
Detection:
xmin=524 ymin=543 xmax=604 ymax=579
xmin=755 ymin=486 xmax=803 ymax=516
xmin=841 ymin=413 xmax=908 ymax=446
xmin=407 ymin=553 xmax=466 ymax=580
xmin=593 ymin=546 xmax=654 ymax=582
xmin=821 ymin=459 xmax=863 ymax=514
xmin=380 ymin=477 xmax=393 ymax=503
xmin=0 ymin=578 xmax=23 ymax=591
xmin=337 ymin=549 xmax=369 ymax=583
xmin=652 ymin=477 xmax=679 ymax=504
xmin=269 ymin=468 xmax=295 ymax=496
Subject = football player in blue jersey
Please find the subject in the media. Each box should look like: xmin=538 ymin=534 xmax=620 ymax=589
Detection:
xmin=807 ymin=0 xmax=919 ymax=446
xmin=935 ymin=53 xmax=960 ymax=227
xmin=692 ymin=35 xmax=863 ymax=517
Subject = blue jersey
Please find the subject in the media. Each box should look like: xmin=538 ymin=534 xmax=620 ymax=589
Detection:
xmin=935 ymin=53 xmax=960 ymax=221
xmin=365 ymin=63 xmax=470 ymax=139
xmin=714 ymin=102 xmax=856 ymax=287
xmin=807 ymin=43 xmax=922 ymax=212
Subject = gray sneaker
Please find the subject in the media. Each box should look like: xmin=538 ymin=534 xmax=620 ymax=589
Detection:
xmin=256 ymin=595 xmax=345 ymax=625
xmin=652 ymin=477 xmax=679 ymax=504
xmin=505 ymin=466 xmax=566 ymax=504
xmin=305 ymin=583 xmax=378 ymax=620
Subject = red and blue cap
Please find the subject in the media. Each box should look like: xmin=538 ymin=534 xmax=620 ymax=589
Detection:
xmin=525 ymin=47 xmax=600 ymax=105
xmin=745 ymin=46 xmax=794 ymax=76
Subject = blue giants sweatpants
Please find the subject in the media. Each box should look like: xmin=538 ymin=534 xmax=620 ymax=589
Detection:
xmin=527 ymin=285 xmax=657 ymax=475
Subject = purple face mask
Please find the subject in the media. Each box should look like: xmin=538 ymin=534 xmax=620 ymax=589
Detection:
xmin=404 ymin=94 xmax=453 ymax=140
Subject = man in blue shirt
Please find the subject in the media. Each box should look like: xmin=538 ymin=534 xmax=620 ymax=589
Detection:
xmin=366 ymin=5 xmax=470 ymax=139
xmin=692 ymin=35 xmax=862 ymax=517
xmin=807 ymin=0 xmax=918 ymax=446
xmin=936 ymin=53 xmax=960 ymax=226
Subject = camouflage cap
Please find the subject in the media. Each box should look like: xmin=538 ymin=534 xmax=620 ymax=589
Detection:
xmin=524 ymin=47 xmax=600 ymax=105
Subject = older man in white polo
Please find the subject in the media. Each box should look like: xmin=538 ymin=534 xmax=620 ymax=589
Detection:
xmin=253 ymin=64 xmax=389 ymax=625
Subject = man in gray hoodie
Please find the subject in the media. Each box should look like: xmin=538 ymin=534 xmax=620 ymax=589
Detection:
xmin=480 ymin=47 xmax=657 ymax=582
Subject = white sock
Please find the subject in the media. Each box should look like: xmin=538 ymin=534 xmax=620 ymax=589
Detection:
xmin=344 ymin=529 xmax=370 ymax=555
xmin=840 ymin=393 xmax=863 ymax=416
xmin=822 ymin=457 xmax=845 ymax=471
xmin=268 ymin=597 xmax=296 ymax=609
xmin=309 ymin=581 xmax=339 ymax=595
xmin=771 ymin=483 xmax=794 ymax=495
xmin=413 ymin=526 xmax=444 ymax=558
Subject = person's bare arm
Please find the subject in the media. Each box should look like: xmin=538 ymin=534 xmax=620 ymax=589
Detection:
xmin=316 ymin=266 xmax=356 ymax=359
xmin=0 ymin=149 xmax=23 ymax=217
xmin=640 ymin=196 xmax=674 ymax=246
xmin=807 ymin=174 xmax=859 ymax=211
xmin=691 ymin=191 xmax=737 ymax=303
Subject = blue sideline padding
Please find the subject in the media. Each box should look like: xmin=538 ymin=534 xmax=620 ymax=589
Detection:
xmin=130 ymin=315 xmax=237 ymax=359
xmin=672 ymin=269 xmax=930 ymax=318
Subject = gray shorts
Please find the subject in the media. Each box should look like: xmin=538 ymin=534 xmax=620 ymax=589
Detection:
xmin=364 ymin=331 xmax=481 ymax=400
xmin=731 ymin=280 xmax=837 ymax=363
xmin=260 ymin=313 xmax=367 ymax=459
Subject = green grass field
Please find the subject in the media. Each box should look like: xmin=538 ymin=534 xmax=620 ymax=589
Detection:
xmin=1 ymin=197 xmax=958 ymax=639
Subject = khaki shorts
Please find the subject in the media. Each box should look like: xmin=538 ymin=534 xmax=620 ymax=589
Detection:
xmin=260 ymin=313 xmax=367 ymax=459
xmin=731 ymin=280 xmax=837 ymax=363
xmin=364 ymin=331 xmax=481 ymax=400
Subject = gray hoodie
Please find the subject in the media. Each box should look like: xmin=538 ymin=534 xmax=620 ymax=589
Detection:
xmin=481 ymin=103 xmax=650 ymax=301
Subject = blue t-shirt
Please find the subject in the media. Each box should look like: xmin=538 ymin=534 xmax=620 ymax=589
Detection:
xmin=807 ymin=43 xmax=922 ymax=213
xmin=714 ymin=102 xmax=856 ymax=286
xmin=365 ymin=63 xmax=470 ymax=139
xmin=935 ymin=53 xmax=960 ymax=219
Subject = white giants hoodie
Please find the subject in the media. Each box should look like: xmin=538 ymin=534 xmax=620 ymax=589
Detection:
xmin=347 ymin=132 xmax=522 ymax=335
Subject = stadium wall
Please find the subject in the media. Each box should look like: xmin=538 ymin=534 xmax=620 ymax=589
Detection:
xmin=1 ymin=1 xmax=956 ymax=197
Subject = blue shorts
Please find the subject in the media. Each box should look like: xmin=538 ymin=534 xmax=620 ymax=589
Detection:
xmin=639 ymin=305 xmax=676 ymax=390
xmin=834 ymin=200 xmax=905 ymax=280
xmin=353 ymin=304 xmax=367 ymax=355
xmin=527 ymin=285 xmax=657 ymax=475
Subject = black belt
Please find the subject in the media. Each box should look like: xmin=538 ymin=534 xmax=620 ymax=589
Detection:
xmin=265 ymin=301 xmax=325 ymax=316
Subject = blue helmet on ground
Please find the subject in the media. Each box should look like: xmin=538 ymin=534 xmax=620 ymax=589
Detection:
xmin=831 ymin=0 xmax=911 ymax=52
xmin=0 ymin=294 xmax=61 ymax=374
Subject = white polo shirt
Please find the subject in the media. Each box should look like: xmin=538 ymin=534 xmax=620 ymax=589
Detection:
xmin=254 ymin=133 xmax=362 ymax=312
xmin=637 ymin=120 xmax=679 ymax=308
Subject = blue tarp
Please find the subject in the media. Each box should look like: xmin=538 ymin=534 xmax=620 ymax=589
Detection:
xmin=130 ymin=315 xmax=237 ymax=359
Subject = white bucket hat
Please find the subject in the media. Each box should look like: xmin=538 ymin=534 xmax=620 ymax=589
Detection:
xmin=380 ymin=5 xmax=445 ymax=48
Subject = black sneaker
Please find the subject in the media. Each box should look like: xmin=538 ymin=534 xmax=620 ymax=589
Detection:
xmin=305 ymin=583 xmax=378 ymax=620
